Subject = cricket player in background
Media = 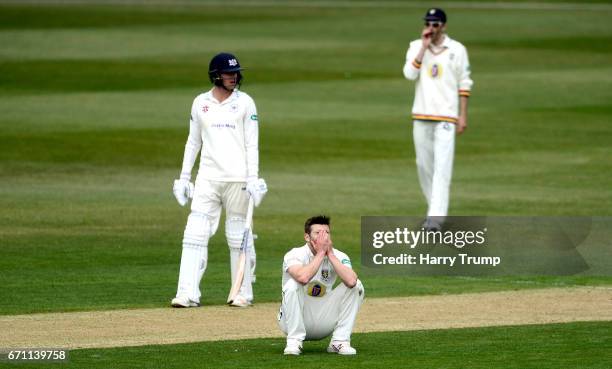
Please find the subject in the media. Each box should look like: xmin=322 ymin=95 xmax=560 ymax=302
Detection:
xmin=278 ymin=215 xmax=365 ymax=355
xmin=171 ymin=52 xmax=267 ymax=308
xmin=403 ymin=8 xmax=473 ymax=230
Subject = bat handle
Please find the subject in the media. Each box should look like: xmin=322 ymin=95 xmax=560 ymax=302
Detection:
xmin=245 ymin=196 xmax=254 ymax=229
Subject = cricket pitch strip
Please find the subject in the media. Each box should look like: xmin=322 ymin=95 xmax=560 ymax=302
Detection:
xmin=0 ymin=287 xmax=610 ymax=350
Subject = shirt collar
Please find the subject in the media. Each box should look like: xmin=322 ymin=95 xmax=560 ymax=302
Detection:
xmin=303 ymin=243 xmax=314 ymax=257
xmin=203 ymin=88 xmax=240 ymax=104
xmin=440 ymin=34 xmax=452 ymax=47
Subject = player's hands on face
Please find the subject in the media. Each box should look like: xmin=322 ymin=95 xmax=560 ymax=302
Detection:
xmin=319 ymin=229 xmax=333 ymax=255
xmin=311 ymin=233 xmax=325 ymax=255
xmin=311 ymin=227 xmax=332 ymax=255
xmin=421 ymin=27 xmax=433 ymax=48
xmin=313 ymin=232 xmax=327 ymax=255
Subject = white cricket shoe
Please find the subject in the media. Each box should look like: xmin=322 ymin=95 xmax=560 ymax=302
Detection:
xmin=171 ymin=296 xmax=200 ymax=308
xmin=422 ymin=216 xmax=443 ymax=232
xmin=283 ymin=340 xmax=302 ymax=356
xmin=228 ymin=295 xmax=252 ymax=308
xmin=327 ymin=341 xmax=357 ymax=355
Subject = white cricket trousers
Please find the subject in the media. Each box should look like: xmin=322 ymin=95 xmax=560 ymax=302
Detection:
xmin=175 ymin=180 xmax=253 ymax=304
xmin=278 ymin=279 xmax=364 ymax=343
xmin=413 ymin=120 xmax=456 ymax=217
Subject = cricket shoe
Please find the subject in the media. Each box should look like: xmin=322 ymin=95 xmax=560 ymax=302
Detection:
xmin=283 ymin=340 xmax=303 ymax=356
xmin=327 ymin=341 xmax=357 ymax=355
xmin=228 ymin=295 xmax=252 ymax=308
xmin=421 ymin=217 xmax=442 ymax=232
xmin=171 ymin=296 xmax=200 ymax=308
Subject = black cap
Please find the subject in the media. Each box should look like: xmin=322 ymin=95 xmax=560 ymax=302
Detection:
xmin=423 ymin=8 xmax=446 ymax=23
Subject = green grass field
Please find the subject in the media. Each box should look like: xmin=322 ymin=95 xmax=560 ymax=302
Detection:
xmin=4 ymin=322 xmax=612 ymax=369
xmin=1 ymin=1 xmax=611 ymax=368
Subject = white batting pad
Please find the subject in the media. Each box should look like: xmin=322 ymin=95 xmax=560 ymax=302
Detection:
xmin=225 ymin=216 xmax=245 ymax=250
xmin=176 ymin=212 xmax=212 ymax=302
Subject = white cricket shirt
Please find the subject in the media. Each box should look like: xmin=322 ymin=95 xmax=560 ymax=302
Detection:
xmin=180 ymin=89 xmax=259 ymax=182
xmin=282 ymin=244 xmax=353 ymax=297
xmin=403 ymin=35 xmax=473 ymax=123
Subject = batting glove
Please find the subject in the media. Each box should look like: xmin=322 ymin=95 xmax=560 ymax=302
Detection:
xmin=173 ymin=178 xmax=194 ymax=207
xmin=246 ymin=178 xmax=268 ymax=207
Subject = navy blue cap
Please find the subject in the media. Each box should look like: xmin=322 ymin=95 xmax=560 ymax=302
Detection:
xmin=208 ymin=52 xmax=242 ymax=74
xmin=423 ymin=8 xmax=446 ymax=23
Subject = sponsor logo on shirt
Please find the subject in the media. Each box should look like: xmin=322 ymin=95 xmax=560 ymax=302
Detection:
xmin=211 ymin=123 xmax=236 ymax=129
xmin=250 ymin=114 xmax=258 ymax=121
xmin=341 ymin=258 xmax=351 ymax=266
xmin=306 ymin=281 xmax=327 ymax=297
xmin=429 ymin=63 xmax=442 ymax=78
xmin=230 ymin=104 xmax=238 ymax=113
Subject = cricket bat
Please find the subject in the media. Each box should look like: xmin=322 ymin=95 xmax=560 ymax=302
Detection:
xmin=227 ymin=196 xmax=254 ymax=304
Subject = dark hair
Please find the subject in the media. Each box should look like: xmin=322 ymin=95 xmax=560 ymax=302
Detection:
xmin=304 ymin=215 xmax=330 ymax=234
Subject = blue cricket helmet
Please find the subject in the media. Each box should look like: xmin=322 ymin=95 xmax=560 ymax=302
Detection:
xmin=208 ymin=52 xmax=243 ymax=86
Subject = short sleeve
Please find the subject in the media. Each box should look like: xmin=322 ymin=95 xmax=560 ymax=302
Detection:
xmin=334 ymin=250 xmax=353 ymax=269
xmin=283 ymin=249 xmax=303 ymax=272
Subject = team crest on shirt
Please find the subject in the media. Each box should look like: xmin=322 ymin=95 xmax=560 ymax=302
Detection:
xmin=202 ymin=105 xmax=209 ymax=113
xmin=321 ymin=269 xmax=329 ymax=281
xmin=230 ymin=104 xmax=239 ymax=113
xmin=429 ymin=63 xmax=443 ymax=78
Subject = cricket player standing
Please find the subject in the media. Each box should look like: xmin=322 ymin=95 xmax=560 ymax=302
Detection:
xmin=403 ymin=8 xmax=473 ymax=230
xmin=278 ymin=215 xmax=365 ymax=355
xmin=171 ymin=52 xmax=267 ymax=308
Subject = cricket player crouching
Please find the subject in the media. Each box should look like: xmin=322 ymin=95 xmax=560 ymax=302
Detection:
xmin=278 ymin=215 xmax=365 ymax=355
